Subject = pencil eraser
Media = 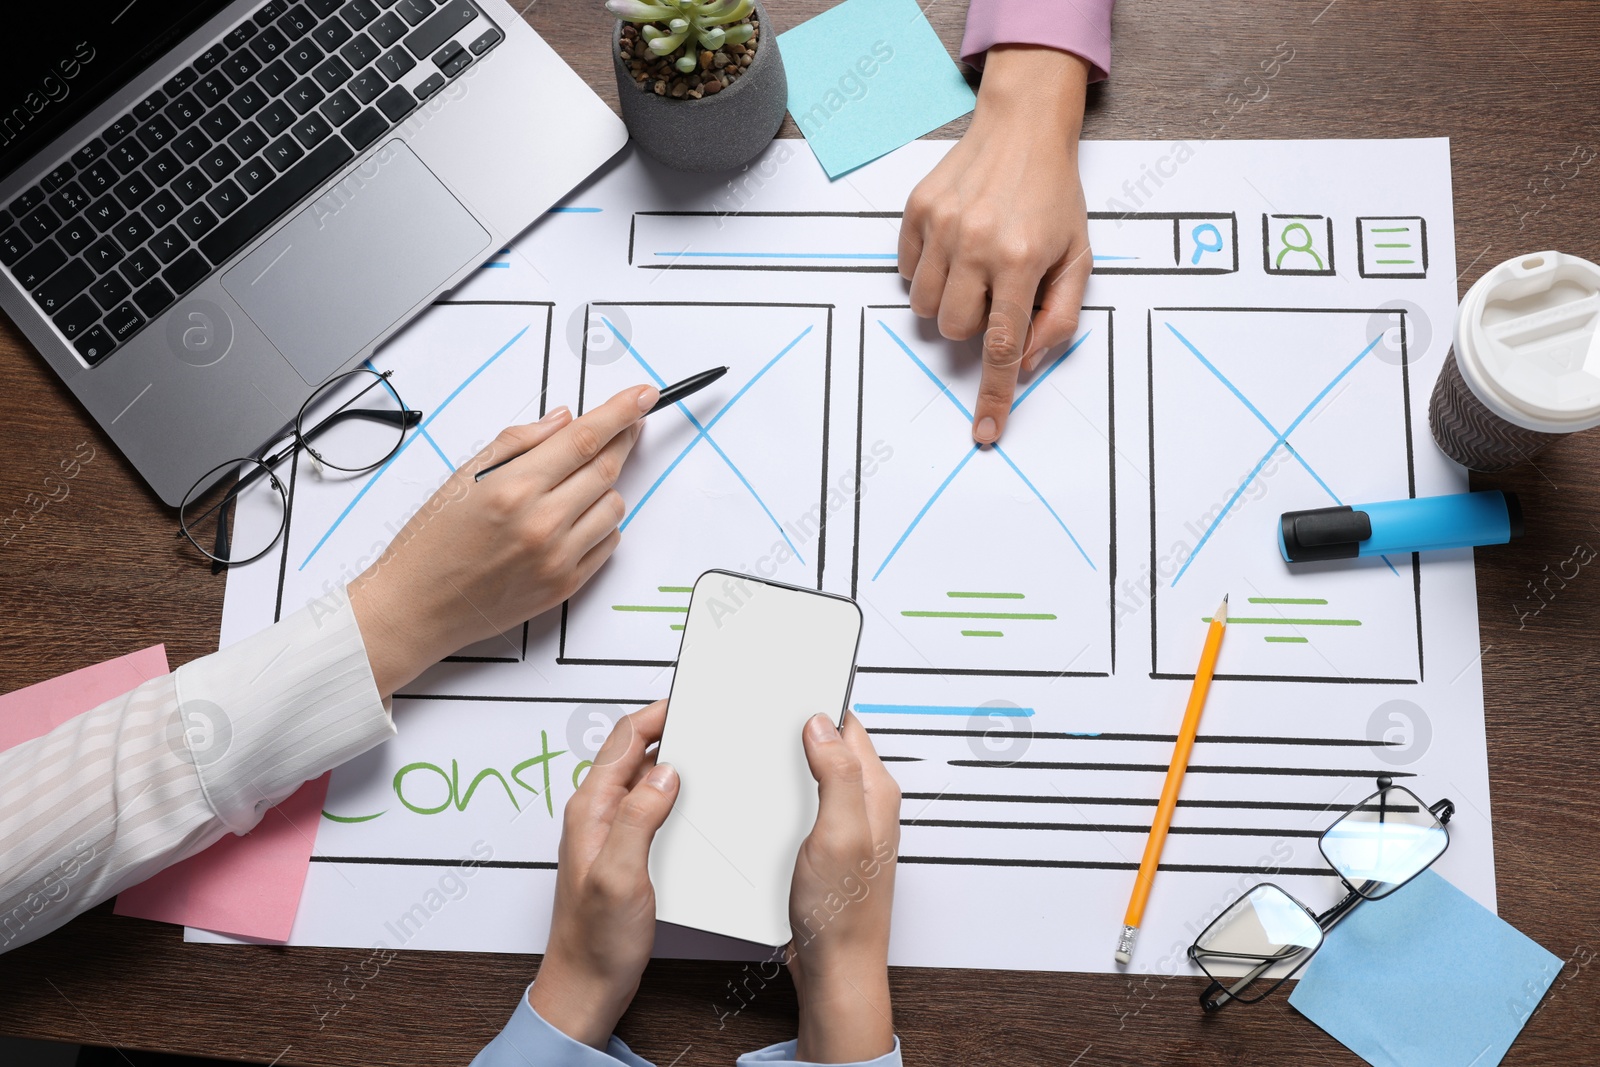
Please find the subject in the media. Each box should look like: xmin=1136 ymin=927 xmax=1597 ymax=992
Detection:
xmin=1114 ymin=949 xmax=1131 ymax=964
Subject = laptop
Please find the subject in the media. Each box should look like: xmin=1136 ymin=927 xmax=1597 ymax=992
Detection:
xmin=0 ymin=1 xmax=627 ymax=505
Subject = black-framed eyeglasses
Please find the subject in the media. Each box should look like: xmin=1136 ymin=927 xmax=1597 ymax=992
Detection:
xmin=177 ymin=368 xmax=423 ymax=571
xmin=1187 ymin=776 xmax=1455 ymax=1012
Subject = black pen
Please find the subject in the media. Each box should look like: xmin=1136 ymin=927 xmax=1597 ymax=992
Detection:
xmin=475 ymin=365 xmax=729 ymax=482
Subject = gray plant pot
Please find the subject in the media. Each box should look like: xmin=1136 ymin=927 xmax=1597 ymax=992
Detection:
xmin=611 ymin=0 xmax=787 ymax=173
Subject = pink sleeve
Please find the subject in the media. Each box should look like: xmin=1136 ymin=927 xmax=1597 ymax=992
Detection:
xmin=960 ymin=0 xmax=1115 ymax=81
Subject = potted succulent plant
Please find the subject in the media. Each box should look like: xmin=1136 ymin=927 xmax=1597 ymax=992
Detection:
xmin=607 ymin=0 xmax=788 ymax=173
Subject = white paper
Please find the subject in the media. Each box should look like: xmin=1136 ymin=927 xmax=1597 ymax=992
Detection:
xmin=197 ymin=138 xmax=1492 ymax=983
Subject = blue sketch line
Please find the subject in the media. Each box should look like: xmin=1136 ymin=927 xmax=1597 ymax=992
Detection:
xmin=1092 ymin=255 xmax=1139 ymax=261
xmin=622 ymin=325 xmax=812 ymax=531
xmin=872 ymin=321 xmax=1096 ymax=576
xmin=361 ymin=361 xmax=454 ymax=474
xmin=653 ymin=251 xmax=898 ymax=260
xmin=1171 ymin=331 xmax=1388 ymax=585
xmin=600 ymin=317 xmax=806 ymax=563
xmin=299 ymin=325 xmax=531 ymax=571
xmin=548 ymin=207 xmax=601 ymax=213
xmin=419 ymin=428 xmax=454 ymax=472
xmin=855 ymin=704 xmax=1035 ymax=717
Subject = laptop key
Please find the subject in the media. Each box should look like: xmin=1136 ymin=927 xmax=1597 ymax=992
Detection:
xmin=199 ymin=145 xmax=241 ymax=183
xmin=279 ymin=4 xmax=318 ymax=40
xmin=313 ymin=16 xmax=353 ymax=50
xmin=205 ymin=179 xmax=246 ymax=217
xmin=347 ymin=68 xmax=386 ymax=103
xmin=144 ymin=189 xmax=182 ymax=228
xmin=53 ymin=294 xmax=102 ymax=340
xmin=313 ymin=55 xmax=353 ymax=91
xmin=14 ymin=241 xmax=67 ymax=289
xmin=235 ymin=157 xmax=274 ymax=194
xmin=256 ymin=1 xmax=289 ymax=27
xmin=195 ymin=71 xmax=235 ymax=108
xmin=120 ymin=248 xmax=161 ymax=286
xmin=394 ymin=0 xmax=434 ymax=27
xmin=341 ymin=107 xmax=387 ymax=149
xmin=413 ymin=72 xmax=445 ymax=100
xmin=228 ymin=121 xmax=269 ymax=158
xmin=8 ymin=187 xmax=45 ymax=216
xmin=33 ymin=259 xmax=95 ymax=313
xmin=91 ymin=272 xmax=132 ymax=310
xmin=151 ymin=225 xmax=191 ymax=263
xmin=41 ymin=161 xmax=77 ymax=192
xmin=164 ymin=68 xmax=199 ymax=97
xmin=250 ymin=25 xmax=291 ymax=62
xmin=75 ymin=323 xmax=117 ymax=363
xmin=142 ymin=148 xmax=182 ymax=186
xmin=375 ymin=84 xmax=415 ymax=123
xmin=133 ymin=91 xmax=167 ymax=122
xmin=225 ymin=21 xmax=259 ymax=48
xmin=165 ymin=92 xmax=205 ymax=129
xmin=194 ymin=43 xmax=231 ymax=73
xmin=200 ymin=136 xmax=355 ymax=264
xmin=319 ymin=89 xmax=359 ymax=126
xmin=229 ymin=82 xmax=270 ymax=119
xmin=137 ymin=116 xmax=178 ymax=151
xmin=57 ymin=217 xmax=96 ymax=256
xmin=406 ymin=0 xmax=476 ymax=59
xmin=113 ymin=173 xmax=156 ymax=210
xmin=341 ymin=0 xmax=380 ymax=29
xmin=108 ymin=139 xmax=149 ymax=175
xmin=259 ymin=100 xmax=297 ymax=137
xmin=308 ymin=0 xmax=345 ymax=16
xmin=257 ymin=59 xmax=298 ymax=97
xmin=20 ymin=205 xmax=62 ymax=241
xmin=112 ymin=213 xmax=155 ymax=251
xmin=439 ymin=48 xmax=471 ymax=78
xmin=292 ymin=112 xmax=333 ymax=148
xmin=49 ymin=182 xmax=91 ymax=218
xmin=86 ymin=195 xmax=126 ymax=232
xmin=173 ymin=168 xmax=213 ymax=205
xmin=220 ymin=50 xmax=263 ymax=85
xmin=200 ymin=106 xmax=241 ymax=140
xmin=264 ymin=135 xmax=305 ymax=171
xmin=174 ymin=129 xmax=214 ymax=168
xmin=107 ymin=115 xmax=140 ymax=143
xmin=104 ymin=302 xmax=147 ymax=342
xmin=286 ymin=78 xmax=326 ymax=113
xmin=0 ymin=227 xmax=29 ymax=265
xmin=86 ymin=235 xmax=125 ymax=272
xmin=376 ymin=47 xmax=414 ymax=81
xmin=341 ymin=32 xmax=381 ymax=69
xmin=287 ymin=40 xmax=326 ymax=75
xmin=132 ymin=279 xmax=176 ymax=319
xmin=163 ymin=249 xmax=212 ymax=296
xmin=369 ymin=11 xmax=406 ymax=47
xmin=72 ymin=139 xmax=107 ymax=168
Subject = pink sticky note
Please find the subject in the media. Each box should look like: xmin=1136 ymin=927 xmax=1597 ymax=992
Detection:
xmin=0 ymin=644 xmax=170 ymax=749
xmin=115 ymin=773 xmax=330 ymax=943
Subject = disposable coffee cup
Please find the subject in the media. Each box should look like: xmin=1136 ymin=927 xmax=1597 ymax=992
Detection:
xmin=1429 ymin=250 xmax=1600 ymax=471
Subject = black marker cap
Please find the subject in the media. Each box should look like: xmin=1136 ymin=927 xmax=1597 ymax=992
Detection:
xmin=1279 ymin=505 xmax=1372 ymax=563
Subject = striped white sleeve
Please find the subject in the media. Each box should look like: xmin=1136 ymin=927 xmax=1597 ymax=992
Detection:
xmin=0 ymin=586 xmax=394 ymax=953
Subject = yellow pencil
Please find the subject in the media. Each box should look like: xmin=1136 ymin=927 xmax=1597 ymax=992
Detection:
xmin=1115 ymin=594 xmax=1229 ymax=964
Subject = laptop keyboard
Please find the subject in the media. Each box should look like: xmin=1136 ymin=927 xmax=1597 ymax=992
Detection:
xmin=0 ymin=0 xmax=501 ymax=366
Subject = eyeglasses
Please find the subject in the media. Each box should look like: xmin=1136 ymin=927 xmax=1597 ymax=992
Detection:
xmin=178 ymin=368 xmax=422 ymax=571
xmin=1187 ymin=775 xmax=1455 ymax=1012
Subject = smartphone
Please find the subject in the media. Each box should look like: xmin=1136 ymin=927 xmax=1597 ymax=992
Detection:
xmin=648 ymin=569 xmax=863 ymax=947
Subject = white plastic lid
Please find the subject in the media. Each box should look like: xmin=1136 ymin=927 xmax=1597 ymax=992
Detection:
xmin=1454 ymin=250 xmax=1600 ymax=433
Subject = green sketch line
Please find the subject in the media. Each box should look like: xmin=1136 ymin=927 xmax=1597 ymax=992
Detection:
xmin=1370 ymin=227 xmax=1410 ymax=232
xmin=1265 ymin=636 xmax=1310 ymax=644
xmin=671 ymin=624 xmax=684 ymax=631
xmin=904 ymin=610 xmax=1057 ymax=620
xmin=322 ymin=809 xmax=386 ymax=823
xmin=1248 ymin=597 xmax=1328 ymax=605
xmin=658 ymin=585 xmax=693 ymax=593
xmin=1377 ymin=259 xmax=1416 ymax=265
xmin=1373 ymin=243 xmax=1411 ymax=248
xmin=1204 ymin=616 xmax=1361 ymax=626
xmin=946 ymin=591 xmax=1026 ymax=599
xmin=613 ymin=605 xmax=689 ymax=613
xmin=962 ymin=630 xmax=1004 ymax=637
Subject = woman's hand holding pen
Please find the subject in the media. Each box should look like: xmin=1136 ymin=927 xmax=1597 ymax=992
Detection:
xmin=899 ymin=45 xmax=1093 ymax=445
xmin=348 ymin=383 xmax=657 ymax=700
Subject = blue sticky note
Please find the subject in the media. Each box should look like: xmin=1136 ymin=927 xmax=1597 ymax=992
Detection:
xmin=777 ymin=0 xmax=975 ymax=178
xmin=1288 ymin=870 xmax=1561 ymax=1067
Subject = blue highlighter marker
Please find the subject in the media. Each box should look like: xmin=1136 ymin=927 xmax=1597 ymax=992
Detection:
xmin=1279 ymin=490 xmax=1523 ymax=563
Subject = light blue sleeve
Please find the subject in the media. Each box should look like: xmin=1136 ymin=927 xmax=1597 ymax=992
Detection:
xmin=470 ymin=984 xmax=654 ymax=1067
xmin=735 ymin=1037 xmax=902 ymax=1067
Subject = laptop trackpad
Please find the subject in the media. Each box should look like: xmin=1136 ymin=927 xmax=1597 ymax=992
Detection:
xmin=223 ymin=141 xmax=489 ymax=386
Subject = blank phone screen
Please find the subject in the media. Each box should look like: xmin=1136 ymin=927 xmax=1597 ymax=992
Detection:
xmin=648 ymin=570 xmax=863 ymax=947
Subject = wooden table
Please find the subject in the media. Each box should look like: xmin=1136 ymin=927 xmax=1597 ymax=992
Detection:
xmin=3 ymin=1 xmax=1598 ymax=1063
